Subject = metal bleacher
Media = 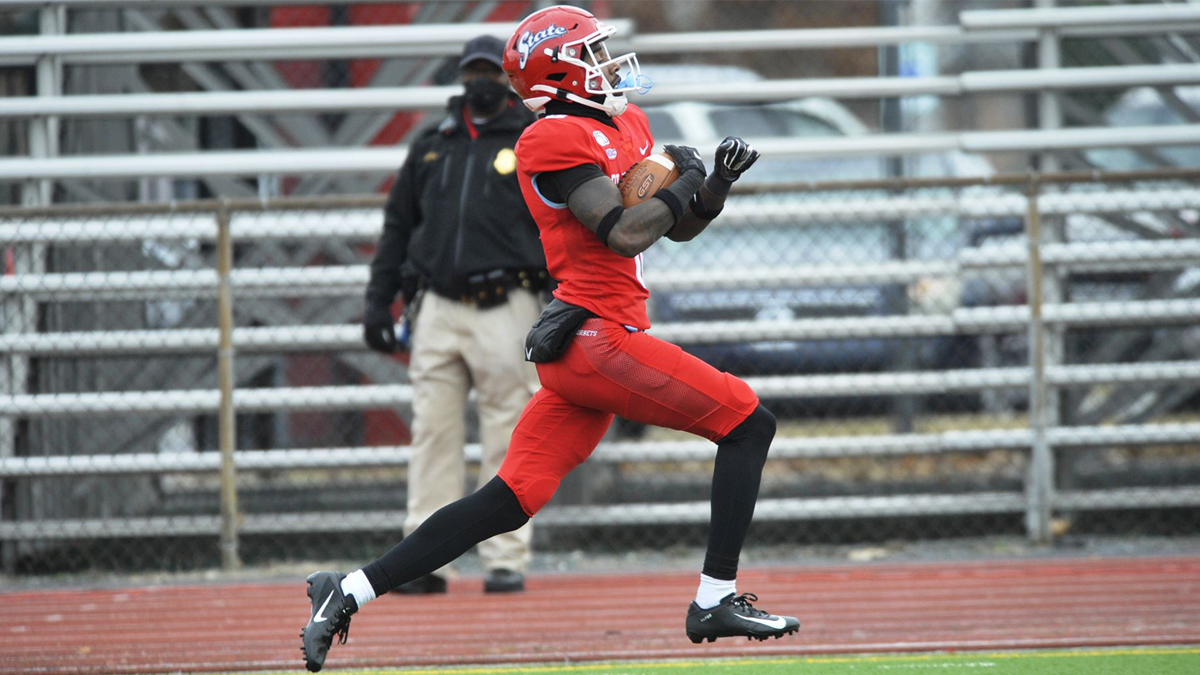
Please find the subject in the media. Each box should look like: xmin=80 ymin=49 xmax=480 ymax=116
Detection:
xmin=3 ymin=1 xmax=1200 ymax=571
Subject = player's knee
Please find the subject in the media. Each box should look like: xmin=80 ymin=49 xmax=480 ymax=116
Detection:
xmin=755 ymin=405 xmax=777 ymax=443
xmin=477 ymin=476 xmax=533 ymax=531
xmin=500 ymin=474 xmax=561 ymax=517
xmin=745 ymin=405 xmax=777 ymax=452
xmin=720 ymin=404 xmax=776 ymax=456
xmin=523 ymin=477 xmax=562 ymax=515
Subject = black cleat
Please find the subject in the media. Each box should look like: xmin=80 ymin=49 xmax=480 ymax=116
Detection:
xmin=685 ymin=592 xmax=800 ymax=644
xmin=484 ymin=568 xmax=525 ymax=594
xmin=300 ymin=571 xmax=358 ymax=672
xmin=395 ymin=572 xmax=447 ymax=595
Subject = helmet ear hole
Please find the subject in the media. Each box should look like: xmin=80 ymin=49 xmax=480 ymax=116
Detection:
xmin=546 ymin=73 xmax=567 ymax=82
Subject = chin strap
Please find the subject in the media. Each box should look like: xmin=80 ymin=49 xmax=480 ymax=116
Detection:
xmin=528 ymin=85 xmax=626 ymax=116
xmin=521 ymin=95 xmax=552 ymax=112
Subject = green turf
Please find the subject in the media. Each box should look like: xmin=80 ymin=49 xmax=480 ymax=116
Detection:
xmin=287 ymin=647 xmax=1200 ymax=675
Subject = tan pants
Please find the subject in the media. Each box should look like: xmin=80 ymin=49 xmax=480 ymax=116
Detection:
xmin=404 ymin=287 xmax=541 ymax=573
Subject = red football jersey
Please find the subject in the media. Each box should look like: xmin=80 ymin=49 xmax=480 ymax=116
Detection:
xmin=515 ymin=104 xmax=655 ymax=330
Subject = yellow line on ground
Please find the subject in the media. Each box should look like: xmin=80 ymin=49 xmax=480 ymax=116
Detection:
xmin=207 ymin=646 xmax=1200 ymax=675
xmin=989 ymin=647 xmax=1200 ymax=660
xmin=803 ymin=646 xmax=1200 ymax=665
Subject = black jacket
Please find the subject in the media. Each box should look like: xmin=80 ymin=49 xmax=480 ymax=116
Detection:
xmin=367 ymin=94 xmax=544 ymax=306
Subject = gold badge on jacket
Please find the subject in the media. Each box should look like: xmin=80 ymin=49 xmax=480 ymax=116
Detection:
xmin=493 ymin=148 xmax=517 ymax=175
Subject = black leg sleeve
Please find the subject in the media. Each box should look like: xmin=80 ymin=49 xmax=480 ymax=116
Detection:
xmin=702 ymin=404 xmax=776 ymax=581
xmin=362 ymin=476 xmax=530 ymax=596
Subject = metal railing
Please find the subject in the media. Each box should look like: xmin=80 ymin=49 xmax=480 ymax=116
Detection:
xmin=5 ymin=123 xmax=1200 ymax=180
xmin=2 ymin=169 xmax=1199 ymax=570
xmin=2 ymin=64 xmax=1198 ymax=118
xmin=3 ymin=2 xmax=1200 ymax=193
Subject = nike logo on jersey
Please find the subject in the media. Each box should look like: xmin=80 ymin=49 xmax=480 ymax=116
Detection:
xmin=313 ymin=591 xmax=335 ymax=623
xmin=526 ymin=347 xmax=533 ymax=360
xmin=736 ymin=614 xmax=787 ymax=630
xmin=639 ymin=141 xmax=650 ymax=155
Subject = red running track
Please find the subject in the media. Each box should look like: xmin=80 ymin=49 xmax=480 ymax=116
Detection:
xmin=2 ymin=556 xmax=1199 ymax=674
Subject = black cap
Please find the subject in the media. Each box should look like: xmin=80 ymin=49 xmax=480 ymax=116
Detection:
xmin=460 ymin=34 xmax=505 ymax=69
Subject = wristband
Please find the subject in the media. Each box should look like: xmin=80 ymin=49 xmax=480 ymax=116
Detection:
xmin=688 ymin=191 xmax=723 ymax=220
xmin=651 ymin=190 xmax=685 ymax=222
xmin=652 ymin=168 xmax=705 ymax=223
xmin=704 ymin=174 xmax=734 ymax=198
xmin=595 ymin=205 xmax=624 ymax=246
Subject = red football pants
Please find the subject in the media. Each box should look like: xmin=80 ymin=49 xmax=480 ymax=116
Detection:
xmin=497 ymin=317 xmax=760 ymax=516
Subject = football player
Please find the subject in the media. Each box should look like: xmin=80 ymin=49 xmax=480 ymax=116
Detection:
xmin=300 ymin=6 xmax=796 ymax=671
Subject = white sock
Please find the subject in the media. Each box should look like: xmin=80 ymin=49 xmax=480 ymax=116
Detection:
xmin=340 ymin=569 xmax=376 ymax=608
xmin=695 ymin=573 xmax=737 ymax=609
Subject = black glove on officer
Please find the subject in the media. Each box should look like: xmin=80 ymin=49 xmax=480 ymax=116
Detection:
xmin=363 ymin=302 xmax=399 ymax=353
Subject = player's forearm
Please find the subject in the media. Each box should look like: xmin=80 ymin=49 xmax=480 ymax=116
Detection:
xmin=610 ymin=165 xmax=711 ymax=255
xmin=566 ymin=177 xmax=678 ymax=258
xmin=667 ymin=172 xmax=733 ymax=242
xmin=667 ymin=182 xmax=728 ymax=242
xmin=607 ymin=199 xmax=678 ymax=257
xmin=667 ymin=216 xmax=708 ymax=242
xmin=565 ymin=169 xmax=703 ymax=258
xmin=608 ymin=164 xmax=708 ymax=255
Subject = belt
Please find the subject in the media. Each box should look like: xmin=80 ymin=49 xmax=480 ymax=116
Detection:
xmin=436 ymin=268 xmax=551 ymax=308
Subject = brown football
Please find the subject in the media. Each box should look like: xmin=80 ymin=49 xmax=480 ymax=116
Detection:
xmin=617 ymin=153 xmax=679 ymax=207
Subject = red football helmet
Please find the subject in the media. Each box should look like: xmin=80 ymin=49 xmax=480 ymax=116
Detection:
xmin=502 ymin=5 xmax=647 ymax=117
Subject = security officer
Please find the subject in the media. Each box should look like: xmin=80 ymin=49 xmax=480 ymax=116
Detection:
xmin=363 ymin=35 xmax=546 ymax=594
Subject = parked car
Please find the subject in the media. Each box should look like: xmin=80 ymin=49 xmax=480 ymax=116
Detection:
xmin=638 ymin=90 xmax=995 ymax=380
xmin=946 ymin=83 xmax=1200 ymax=414
xmin=1085 ymin=86 xmax=1200 ymax=171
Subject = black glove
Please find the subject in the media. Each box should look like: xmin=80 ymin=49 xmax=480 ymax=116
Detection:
xmin=363 ymin=302 xmax=398 ymax=353
xmin=652 ymin=145 xmax=707 ymax=223
xmin=662 ymin=144 xmax=707 ymax=178
xmin=713 ymin=136 xmax=760 ymax=183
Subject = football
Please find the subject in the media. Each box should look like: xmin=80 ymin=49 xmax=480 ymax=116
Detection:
xmin=617 ymin=153 xmax=679 ymax=207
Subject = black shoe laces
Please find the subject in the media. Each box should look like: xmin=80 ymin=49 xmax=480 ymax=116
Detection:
xmin=333 ymin=605 xmax=353 ymax=645
xmin=730 ymin=593 xmax=771 ymax=618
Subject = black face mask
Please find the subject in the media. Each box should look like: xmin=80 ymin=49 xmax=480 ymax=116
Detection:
xmin=465 ymin=77 xmax=508 ymax=115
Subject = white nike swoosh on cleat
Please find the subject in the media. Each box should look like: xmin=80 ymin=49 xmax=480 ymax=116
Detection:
xmin=312 ymin=590 xmax=335 ymax=623
xmin=735 ymin=614 xmax=787 ymax=630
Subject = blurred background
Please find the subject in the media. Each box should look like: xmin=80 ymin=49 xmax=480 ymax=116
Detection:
xmin=1 ymin=0 xmax=1199 ymax=577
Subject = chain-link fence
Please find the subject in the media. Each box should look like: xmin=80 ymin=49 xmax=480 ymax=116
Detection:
xmin=2 ymin=170 xmax=1199 ymax=574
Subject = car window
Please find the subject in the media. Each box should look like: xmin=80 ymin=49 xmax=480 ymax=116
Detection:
xmin=1109 ymin=102 xmax=1188 ymax=127
xmin=646 ymin=222 xmax=893 ymax=271
xmin=709 ymin=108 xmax=841 ymax=138
xmin=1088 ymin=147 xmax=1200 ymax=170
xmin=1094 ymin=89 xmax=1200 ymax=169
xmin=644 ymin=110 xmax=683 ymax=142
